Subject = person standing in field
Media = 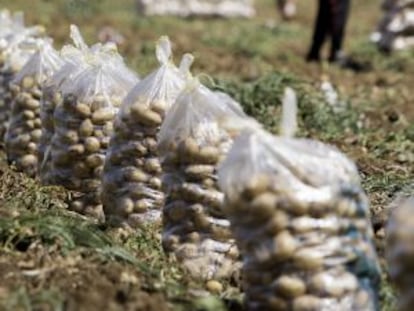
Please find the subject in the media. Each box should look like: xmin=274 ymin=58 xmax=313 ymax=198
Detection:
xmin=306 ymin=0 xmax=351 ymax=63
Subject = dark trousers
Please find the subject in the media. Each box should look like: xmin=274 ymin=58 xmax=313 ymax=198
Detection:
xmin=307 ymin=0 xmax=351 ymax=61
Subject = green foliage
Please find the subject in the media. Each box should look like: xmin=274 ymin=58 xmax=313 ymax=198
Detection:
xmin=212 ymin=72 xmax=360 ymax=139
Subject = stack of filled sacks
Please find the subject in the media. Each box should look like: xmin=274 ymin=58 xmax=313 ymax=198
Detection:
xmin=136 ymin=0 xmax=255 ymax=18
xmin=218 ymin=112 xmax=381 ymax=310
xmin=0 ymin=11 xmax=45 ymax=144
xmin=101 ymin=36 xmax=191 ymax=228
xmin=48 ymin=27 xmax=138 ymax=220
xmin=158 ymin=77 xmax=247 ymax=280
xmin=386 ymin=197 xmax=414 ymax=311
xmin=5 ymin=39 xmax=63 ymax=177
xmin=38 ymin=25 xmax=101 ymax=185
xmin=372 ymin=0 xmax=414 ymax=51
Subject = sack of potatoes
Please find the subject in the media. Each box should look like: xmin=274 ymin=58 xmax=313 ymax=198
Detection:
xmin=217 ymin=126 xmax=381 ymax=311
xmin=101 ymin=36 xmax=191 ymax=228
xmin=386 ymin=197 xmax=414 ymax=311
xmin=49 ymin=35 xmax=138 ymax=220
xmin=0 ymin=14 xmax=45 ymax=145
xmin=39 ymin=25 xmax=105 ymax=185
xmin=157 ymin=77 xmax=246 ymax=280
xmin=5 ymin=39 xmax=63 ymax=177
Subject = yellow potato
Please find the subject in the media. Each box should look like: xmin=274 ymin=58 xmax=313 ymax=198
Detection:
xmin=274 ymin=230 xmax=298 ymax=260
xmin=92 ymin=107 xmax=115 ymax=124
xmin=130 ymin=103 xmax=162 ymax=126
xmin=85 ymin=154 xmax=105 ymax=168
xmin=84 ymin=136 xmax=101 ymax=153
xmin=21 ymin=76 xmax=34 ymax=89
xmin=251 ymin=192 xmax=278 ymax=218
xmin=293 ymin=248 xmax=324 ymax=270
xmin=274 ymin=275 xmax=306 ymax=299
xmin=68 ymin=144 xmax=85 ymax=156
xmin=79 ymin=119 xmax=94 ymax=137
xmin=292 ymin=295 xmax=322 ymax=311
xmin=75 ymin=103 xmax=91 ymax=117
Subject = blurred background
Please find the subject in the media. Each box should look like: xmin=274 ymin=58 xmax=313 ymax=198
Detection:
xmin=0 ymin=0 xmax=384 ymax=80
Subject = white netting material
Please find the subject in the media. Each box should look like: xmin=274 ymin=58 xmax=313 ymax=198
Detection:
xmin=48 ymin=26 xmax=138 ymax=219
xmin=5 ymin=39 xmax=63 ymax=177
xmin=218 ymin=126 xmax=381 ymax=310
xmin=102 ymin=36 xmax=191 ymax=227
xmin=158 ymin=78 xmax=247 ymax=280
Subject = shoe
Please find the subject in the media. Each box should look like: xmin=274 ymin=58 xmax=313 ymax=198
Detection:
xmin=329 ymin=51 xmax=371 ymax=72
xmin=306 ymin=53 xmax=321 ymax=63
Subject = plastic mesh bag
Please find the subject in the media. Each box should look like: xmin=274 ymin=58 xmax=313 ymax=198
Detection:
xmin=137 ymin=0 xmax=255 ymax=18
xmin=38 ymin=25 xmax=106 ymax=185
xmin=101 ymin=36 xmax=189 ymax=227
xmin=217 ymin=125 xmax=381 ymax=311
xmin=5 ymin=39 xmax=63 ymax=177
xmin=157 ymin=78 xmax=246 ymax=280
xmin=49 ymin=33 xmax=138 ymax=220
xmin=386 ymin=196 xmax=414 ymax=311
xmin=373 ymin=0 xmax=414 ymax=51
xmin=0 ymin=14 xmax=45 ymax=144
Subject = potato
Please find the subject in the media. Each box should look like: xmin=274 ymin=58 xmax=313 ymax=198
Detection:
xmin=292 ymin=295 xmax=322 ymax=311
xmin=30 ymin=129 xmax=42 ymax=142
xmin=92 ymin=107 xmax=114 ymax=124
xmin=68 ymin=144 xmax=85 ymax=156
xmin=179 ymin=138 xmax=199 ymax=158
xmin=18 ymin=154 xmax=37 ymax=168
xmin=266 ymin=210 xmax=289 ymax=234
xmin=291 ymin=216 xmax=316 ymax=233
xmin=22 ymin=110 xmax=35 ymax=120
xmin=61 ymin=130 xmax=79 ymax=145
xmin=309 ymin=272 xmax=344 ymax=297
xmin=274 ymin=230 xmax=298 ymax=260
xmin=184 ymin=165 xmax=214 ymax=179
xmin=117 ymin=197 xmax=134 ymax=215
xmin=243 ymin=174 xmax=270 ymax=199
xmin=274 ymin=275 xmax=306 ymax=299
xmin=23 ymin=99 xmax=40 ymax=110
xmin=123 ymin=167 xmax=147 ymax=182
xmin=84 ymin=137 xmax=101 ymax=153
xmin=197 ymin=146 xmax=220 ymax=163
xmin=79 ymin=119 xmax=94 ymax=137
xmin=85 ymin=154 xmax=104 ymax=168
xmin=130 ymin=103 xmax=162 ymax=126
xmin=293 ymin=248 xmax=324 ymax=270
xmin=149 ymin=177 xmax=162 ymax=189
xmin=144 ymin=158 xmax=161 ymax=173
xmin=251 ymin=192 xmax=278 ymax=218
xmin=267 ymin=296 xmax=288 ymax=311
xmin=151 ymin=100 xmax=167 ymax=114
xmin=133 ymin=199 xmax=152 ymax=213
xmin=74 ymin=103 xmax=91 ymax=117
xmin=22 ymin=76 xmax=34 ymax=89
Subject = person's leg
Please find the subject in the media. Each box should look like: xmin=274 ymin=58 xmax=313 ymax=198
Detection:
xmin=307 ymin=0 xmax=331 ymax=61
xmin=329 ymin=0 xmax=351 ymax=61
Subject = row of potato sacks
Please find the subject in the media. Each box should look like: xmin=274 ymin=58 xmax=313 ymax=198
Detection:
xmin=0 ymin=13 xmax=387 ymax=308
xmin=0 ymin=10 xmax=45 ymax=146
xmin=371 ymin=0 xmax=414 ymax=51
xmin=101 ymin=36 xmax=246 ymax=280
